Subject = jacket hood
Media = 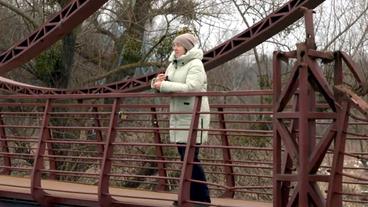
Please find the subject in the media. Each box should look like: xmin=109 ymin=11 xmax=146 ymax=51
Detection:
xmin=169 ymin=45 xmax=203 ymax=64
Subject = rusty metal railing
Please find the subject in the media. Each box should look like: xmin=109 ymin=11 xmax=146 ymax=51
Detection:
xmin=0 ymin=90 xmax=273 ymax=207
xmin=0 ymin=90 xmax=366 ymax=207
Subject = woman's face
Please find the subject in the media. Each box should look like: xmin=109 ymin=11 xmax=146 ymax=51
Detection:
xmin=173 ymin=43 xmax=186 ymax=58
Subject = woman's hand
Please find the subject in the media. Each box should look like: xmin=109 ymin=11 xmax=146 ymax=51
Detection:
xmin=153 ymin=73 xmax=165 ymax=90
xmin=153 ymin=80 xmax=162 ymax=89
xmin=156 ymin=74 xmax=166 ymax=81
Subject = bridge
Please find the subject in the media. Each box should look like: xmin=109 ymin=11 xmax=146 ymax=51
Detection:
xmin=0 ymin=0 xmax=367 ymax=207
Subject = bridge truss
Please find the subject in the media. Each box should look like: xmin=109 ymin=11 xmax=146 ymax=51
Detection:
xmin=0 ymin=0 xmax=367 ymax=207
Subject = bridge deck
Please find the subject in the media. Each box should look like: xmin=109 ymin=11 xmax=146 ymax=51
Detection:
xmin=0 ymin=175 xmax=272 ymax=207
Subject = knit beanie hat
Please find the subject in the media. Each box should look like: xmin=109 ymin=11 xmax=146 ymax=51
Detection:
xmin=173 ymin=33 xmax=198 ymax=51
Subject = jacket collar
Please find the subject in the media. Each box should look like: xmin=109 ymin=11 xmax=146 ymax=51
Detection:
xmin=169 ymin=45 xmax=203 ymax=66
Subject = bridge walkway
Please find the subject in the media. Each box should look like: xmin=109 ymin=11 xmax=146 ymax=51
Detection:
xmin=0 ymin=176 xmax=272 ymax=207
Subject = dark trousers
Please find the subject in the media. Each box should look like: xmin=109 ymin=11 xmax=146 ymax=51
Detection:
xmin=177 ymin=144 xmax=211 ymax=203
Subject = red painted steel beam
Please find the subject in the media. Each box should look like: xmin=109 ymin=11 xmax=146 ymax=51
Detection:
xmin=335 ymin=84 xmax=368 ymax=119
xmin=45 ymin=128 xmax=57 ymax=180
xmin=0 ymin=115 xmax=10 ymax=175
xmin=0 ymin=0 xmax=109 ymax=74
xmin=271 ymin=38 xmax=367 ymax=207
xmin=30 ymin=99 xmax=52 ymax=206
xmin=326 ymin=102 xmax=350 ymax=207
xmin=217 ymin=107 xmax=235 ymax=198
xmin=272 ymin=14 xmax=346 ymax=204
xmin=297 ymin=63 xmax=310 ymax=205
xmin=272 ymin=51 xmax=283 ymax=207
xmin=0 ymin=72 xmax=158 ymax=95
xmin=150 ymin=107 xmax=168 ymax=191
xmin=339 ymin=52 xmax=365 ymax=85
xmin=308 ymin=124 xmax=336 ymax=173
xmin=98 ymin=98 xmax=120 ymax=207
xmin=178 ymin=96 xmax=202 ymax=207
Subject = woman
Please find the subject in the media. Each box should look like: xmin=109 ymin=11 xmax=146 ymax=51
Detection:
xmin=152 ymin=33 xmax=211 ymax=206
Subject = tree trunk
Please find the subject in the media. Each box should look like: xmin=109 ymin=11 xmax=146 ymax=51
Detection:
xmin=108 ymin=0 xmax=151 ymax=82
xmin=56 ymin=31 xmax=76 ymax=88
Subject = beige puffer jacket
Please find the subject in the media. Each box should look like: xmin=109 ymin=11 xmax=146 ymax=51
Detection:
xmin=152 ymin=45 xmax=210 ymax=144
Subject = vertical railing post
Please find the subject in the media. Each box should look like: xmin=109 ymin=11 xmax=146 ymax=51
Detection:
xmin=217 ymin=107 xmax=235 ymax=198
xmin=326 ymin=101 xmax=349 ymax=207
xmin=0 ymin=112 xmax=10 ymax=175
xmin=98 ymin=98 xmax=120 ymax=207
xmin=178 ymin=96 xmax=202 ymax=207
xmin=325 ymin=50 xmax=346 ymax=207
xmin=92 ymin=107 xmax=105 ymax=159
xmin=272 ymin=51 xmax=283 ymax=207
xmin=298 ymin=63 xmax=310 ymax=205
xmin=46 ymin=127 xmax=56 ymax=180
xmin=31 ymin=99 xmax=52 ymax=206
xmin=334 ymin=52 xmax=343 ymax=86
xmin=150 ymin=107 xmax=167 ymax=191
xmin=280 ymin=95 xmax=298 ymax=206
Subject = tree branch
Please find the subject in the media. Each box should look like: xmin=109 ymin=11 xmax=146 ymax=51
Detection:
xmin=323 ymin=3 xmax=368 ymax=50
xmin=83 ymin=61 xmax=166 ymax=84
xmin=92 ymin=14 xmax=118 ymax=42
xmin=0 ymin=0 xmax=38 ymax=28
xmin=231 ymin=0 xmax=265 ymax=88
xmin=352 ymin=23 xmax=368 ymax=57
